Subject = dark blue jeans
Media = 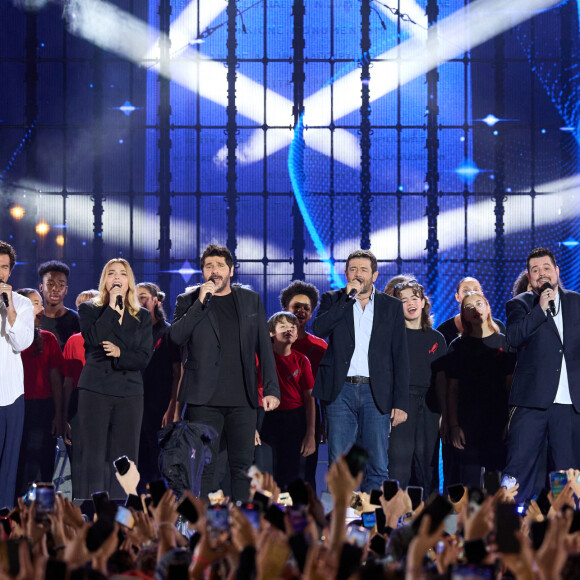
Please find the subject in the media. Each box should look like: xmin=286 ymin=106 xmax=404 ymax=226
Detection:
xmin=504 ymin=403 xmax=580 ymax=502
xmin=326 ymin=382 xmax=389 ymax=491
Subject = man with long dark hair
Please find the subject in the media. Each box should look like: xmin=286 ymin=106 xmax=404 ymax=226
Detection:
xmin=170 ymin=244 xmax=280 ymax=501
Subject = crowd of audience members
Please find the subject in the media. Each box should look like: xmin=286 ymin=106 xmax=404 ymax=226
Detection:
xmin=4 ymin=458 xmax=580 ymax=580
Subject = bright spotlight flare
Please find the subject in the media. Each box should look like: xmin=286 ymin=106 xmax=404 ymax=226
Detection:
xmin=61 ymin=0 xmax=161 ymax=63
xmin=228 ymin=0 xmax=564 ymax=166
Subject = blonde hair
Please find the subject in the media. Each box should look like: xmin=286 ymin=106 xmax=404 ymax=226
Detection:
xmin=75 ymin=289 xmax=99 ymax=309
xmin=460 ymin=291 xmax=499 ymax=336
xmin=94 ymin=259 xmax=140 ymax=319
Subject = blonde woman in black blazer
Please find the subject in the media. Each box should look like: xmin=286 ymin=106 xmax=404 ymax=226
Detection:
xmin=77 ymin=259 xmax=152 ymax=497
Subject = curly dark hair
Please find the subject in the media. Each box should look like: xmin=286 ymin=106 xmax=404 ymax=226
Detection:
xmin=279 ymin=280 xmax=320 ymax=311
xmin=200 ymin=244 xmax=234 ymax=270
xmin=38 ymin=260 xmax=70 ymax=280
xmin=512 ymin=270 xmax=529 ymax=297
xmin=526 ymin=246 xmax=557 ymax=271
xmin=0 ymin=240 xmax=16 ymax=270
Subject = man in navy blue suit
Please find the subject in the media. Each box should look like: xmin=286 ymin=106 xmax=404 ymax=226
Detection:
xmin=504 ymin=247 xmax=580 ymax=501
xmin=312 ymin=249 xmax=409 ymax=491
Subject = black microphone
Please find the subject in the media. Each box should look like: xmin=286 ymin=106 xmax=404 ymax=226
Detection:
xmin=347 ymin=288 xmax=358 ymax=300
xmin=0 ymin=280 xmax=8 ymax=308
xmin=112 ymin=283 xmax=124 ymax=310
xmin=203 ymin=280 xmax=216 ymax=307
xmin=540 ymin=282 xmax=556 ymax=316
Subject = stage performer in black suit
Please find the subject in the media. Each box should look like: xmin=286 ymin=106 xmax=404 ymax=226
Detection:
xmin=504 ymin=247 xmax=580 ymax=501
xmin=312 ymin=249 xmax=409 ymax=491
xmin=77 ymin=259 xmax=153 ymax=497
xmin=170 ymin=244 xmax=280 ymax=501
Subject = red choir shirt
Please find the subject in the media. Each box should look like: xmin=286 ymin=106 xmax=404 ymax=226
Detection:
xmin=274 ymin=350 xmax=315 ymax=411
xmin=292 ymin=333 xmax=327 ymax=378
xmin=21 ymin=330 xmax=63 ymax=400
xmin=62 ymin=332 xmax=86 ymax=388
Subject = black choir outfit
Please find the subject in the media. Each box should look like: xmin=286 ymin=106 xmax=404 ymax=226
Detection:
xmin=76 ymin=302 xmax=152 ymax=497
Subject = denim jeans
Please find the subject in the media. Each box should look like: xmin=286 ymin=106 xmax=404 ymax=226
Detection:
xmin=326 ymin=382 xmax=389 ymax=491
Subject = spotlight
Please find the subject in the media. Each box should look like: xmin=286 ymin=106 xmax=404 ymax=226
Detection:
xmin=35 ymin=222 xmax=50 ymax=236
xmin=10 ymin=206 xmax=25 ymax=220
xmin=56 ymin=235 xmax=65 ymax=247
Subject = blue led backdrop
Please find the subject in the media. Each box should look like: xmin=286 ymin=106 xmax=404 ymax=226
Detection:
xmin=1 ymin=0 xmax=579 ymax=325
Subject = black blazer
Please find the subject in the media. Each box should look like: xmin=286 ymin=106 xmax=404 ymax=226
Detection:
xmin=311 ymin=288 xmax=410 ymax=414
xmin=78 ymin=302 xmax=153 ymax=397
xmin=169 ymin=284 xmax=280 ymax=407
xmin=506 ymin=288 xmax=580 ymax=411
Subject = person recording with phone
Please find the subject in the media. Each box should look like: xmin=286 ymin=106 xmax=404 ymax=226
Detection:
xmin=0 ymin=241 xmax=34 ymax=508
xmin=77 ymin=259 xmax=153 ymax=497
xmin=170 ymin=244 xmax=280 ymax=502
xmin=504 ymin=247 xmax=580 ymax=502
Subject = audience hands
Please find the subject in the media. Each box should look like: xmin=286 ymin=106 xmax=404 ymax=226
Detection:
xmin=548 ymin=482 xmax=575 ymax=515
xmin=326 ymin=456 xmax=362 ymax=508
xmin=406 ymin=515 xmax=445 ymax=580
xmin=114 ymin=459 xmax=140 ymax=496
xmin=379 ymin=489 xmax=411 ymax=529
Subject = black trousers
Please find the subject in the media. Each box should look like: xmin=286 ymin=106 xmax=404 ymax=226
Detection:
xmin=184 ymin=404 xmax=256 ymax=502
xmin=138 ymin=404 xmax=166 ymax=493
xmin=16 ymin=398 xmax=56 ymax=497
xmin=66 ymin=389 xmax=83 ymax=499
xmin=77 ymin=389 xmax=143 ymax=498
xmin=388 ymin=391 xmax=440 ymax=495
xmin=257 ymin=406 xmax=306 ymax=490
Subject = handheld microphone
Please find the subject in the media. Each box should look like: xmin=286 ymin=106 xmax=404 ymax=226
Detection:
xmin=0 ymin=280 xmax=8 ymax=308
xmin=347 ymin=280 xmax=362 ymax=300
xmin=112 ymin=283 xmax=124 ymax=310
xmin=203 ymin=279 xmax=216 ymax=307
xmin=540 ymin=282 xmax=556 ymax=316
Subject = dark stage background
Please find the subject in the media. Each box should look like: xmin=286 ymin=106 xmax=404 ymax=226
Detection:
xmin=1 ymin=0 xmax=580 ymax=326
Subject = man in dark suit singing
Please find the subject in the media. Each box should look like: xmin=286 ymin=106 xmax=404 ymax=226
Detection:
xmin=312 ymin=249 xmax=409 ymax=491
xmin=170 ymin=244 xmax=280 ymax=501
xmin=504 ymin=247 xmax=580 ymax=501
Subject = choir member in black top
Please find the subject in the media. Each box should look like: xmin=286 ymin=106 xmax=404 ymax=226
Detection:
xmin=446 ymin=292 xmax=515 ymax=488
xmin=77 ymin=259 xmax=152 ymax=497
xmin=388 ymin=279 xmax=447 ymax=495
xmin=437 ymin=277 xmax=506 ymax=489
xmin=436 ymin=277 xmax=505 ymax=347
xmin=136 ymin=282 xmax=181 ymax=491
xmin=38 ymin=261 xmax=80 ymax=349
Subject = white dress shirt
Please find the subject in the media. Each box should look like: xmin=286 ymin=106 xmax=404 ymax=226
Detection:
xmin=347 ymin=287 xmax=375 ymax=378
xmin=550 ymin=292 xmax=572 ymax=405
xmin=0 ymin=291 xmax=34 ymax=406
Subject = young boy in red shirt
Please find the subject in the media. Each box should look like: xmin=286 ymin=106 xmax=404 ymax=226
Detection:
xmin=258 ymin=312 xmax=315 ymax=489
